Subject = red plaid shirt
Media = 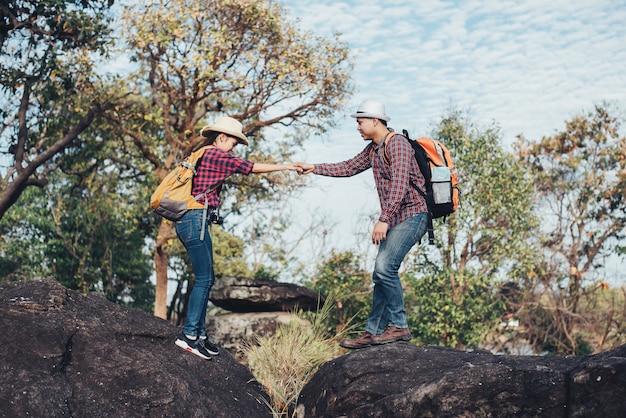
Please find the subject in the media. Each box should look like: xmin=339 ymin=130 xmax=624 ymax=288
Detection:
xmin=191 ymin=147 xmax=254 ymax=207
xmin=314 ymin=131 xmax=427 ymax=228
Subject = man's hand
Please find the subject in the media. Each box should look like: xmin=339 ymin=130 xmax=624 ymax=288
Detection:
xmin=372 ymin=221 xmax=389 ymax=245
xmin=294 ymin=162 xmax=315 ymax=175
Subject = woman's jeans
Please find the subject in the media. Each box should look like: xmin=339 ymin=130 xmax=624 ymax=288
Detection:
xmin=175 ymin=210 xmax=214 ymax=338
xmin=366 ymin=213 xmax=428 ymax=335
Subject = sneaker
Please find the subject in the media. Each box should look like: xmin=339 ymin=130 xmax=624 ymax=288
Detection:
xmin=175 ymin=333 xmax=213 ymax=360
xmin=370 ymin=326 xmax=412 ymax=345
xmin=339 ymin=331 xmax=374 ymax=349
xmin=198 ymin=335 xmax=219 ymax=355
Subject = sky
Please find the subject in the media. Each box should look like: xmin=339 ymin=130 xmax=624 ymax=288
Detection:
xmin=274 ymin=0 xmax=626 ymax=263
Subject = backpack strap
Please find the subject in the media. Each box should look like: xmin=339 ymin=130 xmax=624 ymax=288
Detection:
xmin=380 ymin=131 xmax=395 ymax=165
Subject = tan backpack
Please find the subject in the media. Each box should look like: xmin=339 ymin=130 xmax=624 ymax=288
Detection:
xmin=150 ymin=146 xmax=220 ymax=239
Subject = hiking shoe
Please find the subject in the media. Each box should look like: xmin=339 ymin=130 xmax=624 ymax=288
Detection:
xmin=340 ymin=332 xmax=374 ymax=349
xmin=371 ymin=326 xmax=412 ymax=345
xmin=175 ymin=333 xmax=213 ymax=360
xmin=199 ymin=335 xmax=219 ymax=355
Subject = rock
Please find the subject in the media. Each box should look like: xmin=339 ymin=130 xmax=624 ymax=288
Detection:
xmin=8 ymin=278 xmax=625 ymax=417
xmin=206 ymin=311 xmax=308 ymax=363
xmin=297 ymin=342 xmax=626 ymax=417
xmin=210 ymin=276 xmax=323 ymax=313
xmin=0 ymin=278 xmax=271 ymax=418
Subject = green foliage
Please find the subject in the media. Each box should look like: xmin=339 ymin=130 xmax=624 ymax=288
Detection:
xmin=517 ymin=106 xmax=626 ymax=270
xmin=516 ymin=104 xmax=626 ymax=288
xmin=254 ymin=266 xmax=280 ymax=281
xmin=1 ymin=0 xmax=118 ymax=218
xmin=0 ymin=136 xmax=155 ymax=311
xmin=404 ymin=270 xmax=505 ymax=348
xmin=211 ymin=227 xmax=254 ymax=278
xmin=305 ymin=251 xmax=371 ymax=333
xmin=0 ymin=187 xmax=50 ymax=281
xmin=426 ymin=110 xmax=540 ymax=276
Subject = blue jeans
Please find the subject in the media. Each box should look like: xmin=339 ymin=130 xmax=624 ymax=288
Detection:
xmin=175 ymin=210 xmax=214 ymax=338
xmin=366 ymin=213 xmax=428 ymax=335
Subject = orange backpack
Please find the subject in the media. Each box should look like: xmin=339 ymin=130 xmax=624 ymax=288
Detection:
xmin=381 ymin=130 xmax=459 ymax=244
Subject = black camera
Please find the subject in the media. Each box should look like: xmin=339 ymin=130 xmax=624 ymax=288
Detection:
xmin=208 ymin=209 xmax=224 ymax=225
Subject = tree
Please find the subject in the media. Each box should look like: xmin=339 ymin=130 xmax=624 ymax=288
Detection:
xmin=0 ymin=123 xmax=154 ymax=310
xmin=427 ymin=110 xmax=539 ymax=275
xmin=0 ymin=0 xmax=118 ymax=218
xmin=116 ymin=0 xmax=353 ymax=318
xmin=515 ymin=104 xmax=626 ymax=354
xmin=403 ymin=110 xmax=540 ymax=350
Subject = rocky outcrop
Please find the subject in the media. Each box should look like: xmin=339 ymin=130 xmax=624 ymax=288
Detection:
xmin=297 ymin=342 xmax=626 ymax=417
xmin=0 ymin=278 xmax=271 ymax=417
xmin=210 ymin=276 xmax=323 ymax=312
xmin=207 ymin=276 xmax=321 ymax=361
xmin=4 ymin=279 xmax=626 ymax=417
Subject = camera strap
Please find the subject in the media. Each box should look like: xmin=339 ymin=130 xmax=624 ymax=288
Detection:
xmin=197 ymin=182 xmax=222 ymax=241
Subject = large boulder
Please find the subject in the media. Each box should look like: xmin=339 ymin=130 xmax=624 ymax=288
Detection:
xmin=206 ymin=311 xmax=307 ymax=363
xmin=0 ymin=278 xmax=271 ymax=418
xmin=210 ymin=276 xmax=322 ymax=312
xmin=297 ymin=342 xmax=626 ymax=417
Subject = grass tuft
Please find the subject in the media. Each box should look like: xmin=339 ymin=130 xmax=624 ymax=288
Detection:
xmin=243 ymin=294 xmax=349 ymax=417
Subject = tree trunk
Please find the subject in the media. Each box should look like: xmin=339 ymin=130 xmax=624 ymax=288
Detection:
xmin=154 ymin=220 xmax=175 ymax=319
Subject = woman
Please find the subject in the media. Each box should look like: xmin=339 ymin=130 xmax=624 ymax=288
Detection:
xmin=175 ymin=116 xmax=301 ymax=360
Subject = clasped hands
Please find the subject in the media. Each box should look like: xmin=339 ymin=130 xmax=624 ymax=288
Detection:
xmin=293 ymin=162 xmax=315 ymax=175
xmin=282 ymin=162 xmax=313 ymax=175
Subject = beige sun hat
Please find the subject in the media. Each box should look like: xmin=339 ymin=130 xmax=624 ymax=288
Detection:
xmin=200 ymin=116 xmax=249 ymax=146
xmin=350 ymin=99 xmax=391 ymax=122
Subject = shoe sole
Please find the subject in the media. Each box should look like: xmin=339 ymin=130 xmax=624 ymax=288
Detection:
xmin=370 ymin=335 xmax=412 ymax=345
xmin=175 ymin=339 xmax=212 ymax=360
xmin=339 ymin=341 xmax=372 ymax=349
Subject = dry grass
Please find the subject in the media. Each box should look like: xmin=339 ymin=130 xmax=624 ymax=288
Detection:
xmin=243 ymin=296 xmax=350 ymax=417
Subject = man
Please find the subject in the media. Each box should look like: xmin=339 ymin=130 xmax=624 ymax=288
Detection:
xmin=295 ymin=100 xmax=428 ymax=349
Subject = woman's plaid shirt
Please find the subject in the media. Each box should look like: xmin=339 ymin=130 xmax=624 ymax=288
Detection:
xmin=191 ymin=147 xmax=254 ymax=207
xmin=314 ymin=132 xmax=427 ymax=228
